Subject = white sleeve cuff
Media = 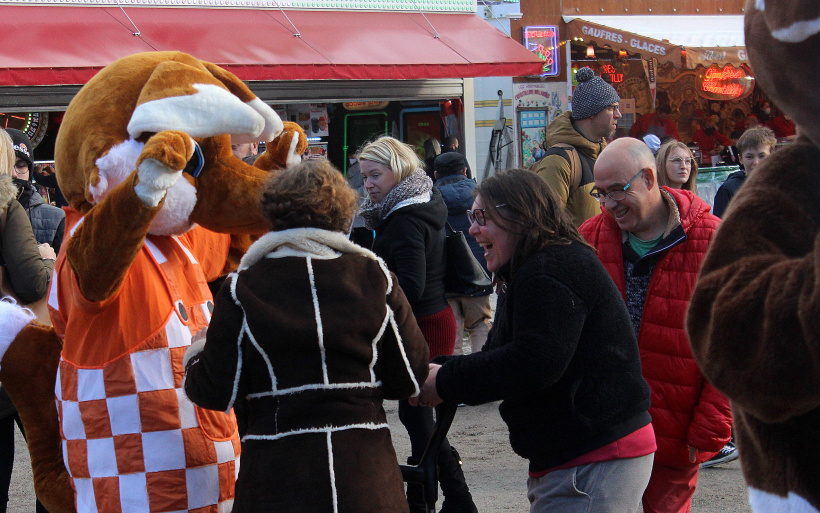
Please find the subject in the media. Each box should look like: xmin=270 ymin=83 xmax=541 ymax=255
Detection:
xmin=0 ymin=300 xmax=36 ymax=374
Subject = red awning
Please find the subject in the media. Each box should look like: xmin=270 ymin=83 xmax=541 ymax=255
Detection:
xmin=0 ymin=6 xmax=543 ymax=86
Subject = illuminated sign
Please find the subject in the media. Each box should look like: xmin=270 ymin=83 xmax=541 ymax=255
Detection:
xmin=0 ymin=112 xmax=48 ymax=147
xmin=523 ymin=25 xmax=560 ymax=78
xmin=697 ymin=64 xmax=755 ymax=100
xmin=600 ymin=64 xmax=624 ymax=84
xmin=343 ymin=101 xmax=390 ymax=111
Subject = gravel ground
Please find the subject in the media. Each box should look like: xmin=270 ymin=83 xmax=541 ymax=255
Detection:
xmin=10 ymin=400 xmax=751 ymax=512
xmin=8 ymin=290 xmax=750 ymax=511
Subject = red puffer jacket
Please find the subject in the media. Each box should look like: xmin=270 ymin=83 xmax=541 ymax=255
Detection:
xmin=579 ymin=187 xmax=732 ymax=468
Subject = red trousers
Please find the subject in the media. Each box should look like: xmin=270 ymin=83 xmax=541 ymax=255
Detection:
xmin=416 ymin=305 xmax=457 ymax=360
xmin=642 ymin=463 xmax=699 ymax=513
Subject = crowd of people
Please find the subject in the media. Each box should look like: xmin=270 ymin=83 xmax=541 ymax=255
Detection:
xmin=0 ymin=55 xmax=804 ymax=512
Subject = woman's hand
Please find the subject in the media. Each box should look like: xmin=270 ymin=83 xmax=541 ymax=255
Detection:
xmin=183 ymin=327 xmax=208 ymax=368
xmin=38 ymin=243 xmax=56 ymax=261
xmin=409 ymin=364 xmax=443 ymax=408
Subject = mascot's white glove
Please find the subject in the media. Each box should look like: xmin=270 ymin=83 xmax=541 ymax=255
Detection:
xmin=134 ymin=132 xmax=196 ymax=207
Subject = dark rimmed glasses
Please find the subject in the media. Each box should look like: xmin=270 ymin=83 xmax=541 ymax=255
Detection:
xmin=466 ymin=204 xmax=507 ymax=226
xmin=589 ymin=169 xmax=645 ymax=203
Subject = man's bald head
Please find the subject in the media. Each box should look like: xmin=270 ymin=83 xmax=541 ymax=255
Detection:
xmin=596 ymin=137 xmax=657 ymax=181
xmin=591 ymin=137 xmax=668 ymax=240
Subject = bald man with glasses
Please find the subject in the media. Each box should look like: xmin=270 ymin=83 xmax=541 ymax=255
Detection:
xmin=579 ymin=137 xmax=732 ymax=513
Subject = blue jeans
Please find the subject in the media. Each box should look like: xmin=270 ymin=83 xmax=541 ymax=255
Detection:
xmin=527 ymin=453 xmax=654 ymax=513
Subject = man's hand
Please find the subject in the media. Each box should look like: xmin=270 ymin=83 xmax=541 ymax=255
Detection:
xmin=689 ymin=444 xmax=699 ymax=463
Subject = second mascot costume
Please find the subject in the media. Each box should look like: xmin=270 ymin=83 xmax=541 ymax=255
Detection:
xmin=0 ymin=51 xmax=306 ymax=512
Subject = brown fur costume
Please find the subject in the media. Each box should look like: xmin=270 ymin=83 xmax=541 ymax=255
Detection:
xmin=687 ymin=2 xmax=820 ymax=511
xmin=0 ymin=51 xmax=306 ymax=512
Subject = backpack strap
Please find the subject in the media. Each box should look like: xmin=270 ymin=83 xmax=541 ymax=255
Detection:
xmin=543 ymin=143 xmax=595 ymax=195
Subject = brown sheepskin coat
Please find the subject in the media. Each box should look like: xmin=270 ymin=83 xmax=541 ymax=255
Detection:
xmin=184 ymin=228 xmax=429 ymax=513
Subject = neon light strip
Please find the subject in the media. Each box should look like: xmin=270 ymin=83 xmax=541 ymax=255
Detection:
xmin=0 ymin=0 xmax=476 ymax=10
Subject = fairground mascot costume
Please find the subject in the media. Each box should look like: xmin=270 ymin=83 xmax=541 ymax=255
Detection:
xmin=0 ymin=51 xmax=306 ymax=512
xmin=688 ymin=1 xmax=820 ymax=512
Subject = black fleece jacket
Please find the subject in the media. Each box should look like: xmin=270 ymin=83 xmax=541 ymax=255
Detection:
xmin=371 ymin=188 xmax=448 ymax=318
xmin=435 ymin=241 xmax=651 ymax=471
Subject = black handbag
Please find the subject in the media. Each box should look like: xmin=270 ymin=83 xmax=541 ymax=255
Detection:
xmin=443 ymin=222 xmax=492 ymax=297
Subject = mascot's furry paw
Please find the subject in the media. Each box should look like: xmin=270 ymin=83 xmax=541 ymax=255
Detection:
xmin=135 ymin=130 xmax=196 ymax=207
xmin=0 ymin=301 xmax=75 ymax=513
xmin=217 ymin=122 xmax=309 ymax=277
xmin=254 ymin=121 xmax=308 ymax=171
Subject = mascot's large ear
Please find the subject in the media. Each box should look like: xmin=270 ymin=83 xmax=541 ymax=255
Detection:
xmin=254 ymin=121 xmax=308 ymax=171
xmin=200 ymin=61 xmax=283 ymax=143
xmin=127 ymin=60 xmax=283 ymax=143
xmin=752 ymin=0 xmax=820 ymax=42
xmin=746 ymin=0 xmax=820 ymax=146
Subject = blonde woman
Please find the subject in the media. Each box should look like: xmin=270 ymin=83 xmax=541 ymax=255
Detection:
xmin=0 ymin=128 xmax=55 ymax=513
xmin=358 ymin=136 xmax=477 ymax=513
xmin=656 ymin=140 xmax=699 ymax=191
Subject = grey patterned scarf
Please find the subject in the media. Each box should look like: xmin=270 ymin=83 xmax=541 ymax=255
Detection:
xmin=359 ymin=169 xmax=432 ymax=230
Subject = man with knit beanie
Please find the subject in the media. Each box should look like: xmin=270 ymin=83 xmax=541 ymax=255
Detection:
xmin=532 ymin=67 xmax=621 ymax=225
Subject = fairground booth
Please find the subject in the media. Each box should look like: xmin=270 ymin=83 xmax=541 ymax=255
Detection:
xmin=0 ymin=0 xmax=543 ymax=180
xmin=508 ymin=0 xmax=786 ymax=189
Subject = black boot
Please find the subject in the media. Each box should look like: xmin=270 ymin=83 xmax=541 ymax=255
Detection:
xmin=437 ymin=447 xmax=478 ymax=513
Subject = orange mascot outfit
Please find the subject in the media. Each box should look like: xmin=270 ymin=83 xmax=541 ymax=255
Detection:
xmin=0 ymin=51 xmax=305 ymax=513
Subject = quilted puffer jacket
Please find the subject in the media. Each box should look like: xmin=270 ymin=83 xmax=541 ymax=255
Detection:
xmin=579 ymin=187 xmax=732 ymax=467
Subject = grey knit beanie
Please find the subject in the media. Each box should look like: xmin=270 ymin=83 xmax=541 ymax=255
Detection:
xmin=571 ymin=67 xmax=620 ymax=120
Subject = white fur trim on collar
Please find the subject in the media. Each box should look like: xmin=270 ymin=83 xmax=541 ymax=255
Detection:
xmin=239 ymin=228 xmax=392 ymax=293
xmin=0 ymin=300 xmax=36 ymax=374
xmin=386 ymin=191 xmax=432 ymax=219
xmin=127 ymin=83 xmax=266 ymax=141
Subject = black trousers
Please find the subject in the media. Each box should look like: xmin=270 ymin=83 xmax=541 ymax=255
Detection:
xmin=397 ymin=400 xmax=470 ymax=499
xmin=0 ymin=413 xmax=49 ymax=513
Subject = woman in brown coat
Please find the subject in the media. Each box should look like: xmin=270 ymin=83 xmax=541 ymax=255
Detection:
xmin=184 ymin=159 xmax=429 ymax=512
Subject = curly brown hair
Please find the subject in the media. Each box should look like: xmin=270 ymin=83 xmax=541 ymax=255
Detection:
xmin=261 ymin=159 xmax=358 ymax=232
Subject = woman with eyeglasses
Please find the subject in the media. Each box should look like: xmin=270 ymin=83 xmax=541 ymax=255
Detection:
xmin=655 ymin=140 xmax=699 ymax=191
xmin=413 ymin=169 xmax=655 ymax=513
xmin=357 ymin=136 xmax=478 ymax=513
